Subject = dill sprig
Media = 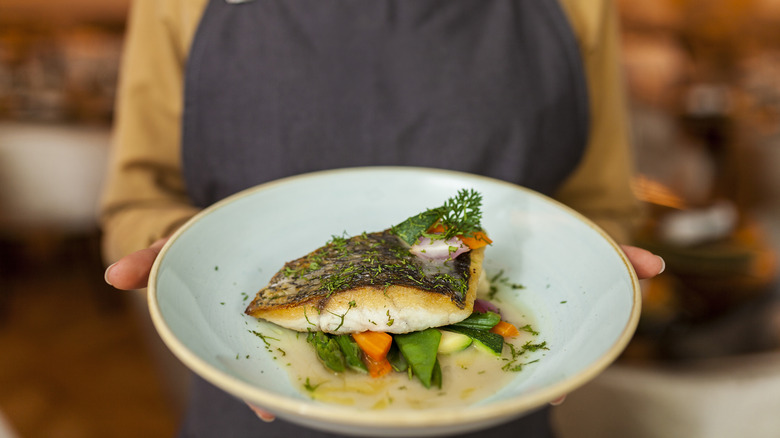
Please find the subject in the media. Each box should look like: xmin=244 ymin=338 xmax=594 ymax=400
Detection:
xmin=391 ymin=189 xmax=485 ymax=245
xmin=437 ymin=189 xmax=484 ymax=240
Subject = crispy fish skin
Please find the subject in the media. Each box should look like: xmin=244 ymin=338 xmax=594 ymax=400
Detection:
xmin=245 ymin=231 xmax=484 ymax=334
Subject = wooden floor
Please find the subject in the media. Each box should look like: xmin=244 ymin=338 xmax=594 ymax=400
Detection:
xmin=0 ymin=233 xmax=182 ymax=438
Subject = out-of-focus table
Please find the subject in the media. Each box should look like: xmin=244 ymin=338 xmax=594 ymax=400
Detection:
xmin=552 ymin=244 xmax=780 ymax=438
xmin=0 ymin=122 xmax=110 ymax=234
xmin=552 ymin=351 xmax=780 ymax=438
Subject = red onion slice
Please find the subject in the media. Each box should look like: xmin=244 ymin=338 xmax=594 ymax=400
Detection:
xmin=474 ymin=298 xmax=502 ymax=316
xmin=410 ymin=236 xmax=469 ymax=261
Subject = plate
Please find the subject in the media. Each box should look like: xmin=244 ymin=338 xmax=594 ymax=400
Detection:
xmin=148 ymin=166 xmax=640 ymax=437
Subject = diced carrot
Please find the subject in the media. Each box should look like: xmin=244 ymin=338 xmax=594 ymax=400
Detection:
xmin=459 ymin=231 xmax=492 ymax=249
xmin=427 ymin=223 xmax=447 ymax=234
xmin=352 ymin=331 xmax=393 ymax=361
xmin=363 ymin=355 xmax=393 ymax=378
xmin=490 ymin=320 xmax=520 ymax=338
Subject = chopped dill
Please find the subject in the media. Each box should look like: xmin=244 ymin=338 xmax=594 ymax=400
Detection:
xmin=328 ymin=300 xmax=357 ymax=331
xmin=522 ymin=340 xmax=548 ymax=352
xmin=303 ymin=306 xmax=316 ymax=327
xmin=518 ymin=324 xmax=539 ymax=336
xmin=249 ymin=330 xmax=279 ymax=347
xmin=303 ymin=378 xmax=323 ymax=393
xmin=327 ymin=233 xmax=349 ymax=249
xmin=487 ymin=269 xmax=526 ymax=301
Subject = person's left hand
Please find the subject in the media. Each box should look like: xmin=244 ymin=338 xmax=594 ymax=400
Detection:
xmin=620 ymin=245 xmax=665 ymax=280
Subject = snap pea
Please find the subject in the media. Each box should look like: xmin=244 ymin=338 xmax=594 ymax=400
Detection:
xmin=394 ymin=328 xmax=442 ymax=388
xmin=431 ymin=358 xmax=443 ymax=389
xmin=386 ymin=342 xmax=408 ymax=373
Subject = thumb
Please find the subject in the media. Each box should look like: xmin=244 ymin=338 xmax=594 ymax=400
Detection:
xmin=620 ymin=245 xmax=665 ymax=280
xmin=104 ymin=238 xmax=169 ymax=290
xmin=246 ymin=403 xmax=276 ymax=422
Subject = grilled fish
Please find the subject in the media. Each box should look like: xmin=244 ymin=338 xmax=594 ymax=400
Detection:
xmin=245 ymin=230 xmax=484 ymax=334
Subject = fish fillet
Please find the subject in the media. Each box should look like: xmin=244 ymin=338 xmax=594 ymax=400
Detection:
xmin=245 ymin=230 xmax=484 ymax=334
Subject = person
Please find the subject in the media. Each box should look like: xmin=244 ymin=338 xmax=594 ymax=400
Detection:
xmin=101 ymin=0 xmax=665 ymax=436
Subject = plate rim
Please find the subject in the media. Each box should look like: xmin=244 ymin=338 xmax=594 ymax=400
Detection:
xmin=147 ymin=166 xmax=641 ymax=430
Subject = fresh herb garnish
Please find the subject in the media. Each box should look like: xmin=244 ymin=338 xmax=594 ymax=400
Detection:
xmin=521 ymin=340 xmax=549 ymax=352
xmin=328 ymin=300 xmax=357 ymax=332
xmin=518 ymin=324 xmax=540 ymax=336
xmin=303 ymin=377 xmax=323 ymax=393
xmin=486 ymin=269 xmax=526 ymax=302
xmin=391 ymin=189 xmax=485 ymax=245
xmin=249 ymin=330 xmax=279 ymax=347
xmin=501 ymin=335 xmax=546 ymax=372
xmin=437 ymin=189 xmax=484 ymax=240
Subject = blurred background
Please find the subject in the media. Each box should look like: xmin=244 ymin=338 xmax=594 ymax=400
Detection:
xmin=1 ymin=0 xmax=779 ymax=437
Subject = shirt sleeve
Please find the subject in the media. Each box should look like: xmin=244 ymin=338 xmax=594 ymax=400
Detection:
xmin=99 ymin=0 xmax=205 ymax=263
xmin=554 ymin=0 xmax=644 ymax=244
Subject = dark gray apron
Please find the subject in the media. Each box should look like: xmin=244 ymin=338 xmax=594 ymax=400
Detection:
xmin=180 ymin=0 xmax=588 ymax=436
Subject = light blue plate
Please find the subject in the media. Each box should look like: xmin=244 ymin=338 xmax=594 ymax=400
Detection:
xmin=148 ymin=167 xmax=640 ymax=437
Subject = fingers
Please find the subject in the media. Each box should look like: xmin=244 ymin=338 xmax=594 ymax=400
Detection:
xmin=104 ymin=238 xmax=169 ymax=290
xmin=549 ymin=395 xmax=567 ymax=406
xmin=246 ymin=403 xmax=276 ymax=422
xmin=620 ymin=245 xmax=665 ymax=280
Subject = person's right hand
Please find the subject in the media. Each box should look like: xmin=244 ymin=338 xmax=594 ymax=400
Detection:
xmin=104 ymin=237 xmax=169 ymax=290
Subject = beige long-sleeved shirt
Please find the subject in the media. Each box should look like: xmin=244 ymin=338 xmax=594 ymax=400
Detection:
xmin=100 ymin=0 xmax=641 ymax=263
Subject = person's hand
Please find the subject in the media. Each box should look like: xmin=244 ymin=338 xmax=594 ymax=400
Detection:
xmin=104 ymin=237 xmax=169 ymax=290
xmin=104 ymin=238 xmax=278 ymax=422
xmin=246 ymin=403 xmax=276 ymax=422
xmin=620 ymin=245 xmax=665 ymax=280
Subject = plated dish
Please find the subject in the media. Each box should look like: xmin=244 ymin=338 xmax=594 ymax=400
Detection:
xmin=148 ymin=166 xmax=641 ymax=437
